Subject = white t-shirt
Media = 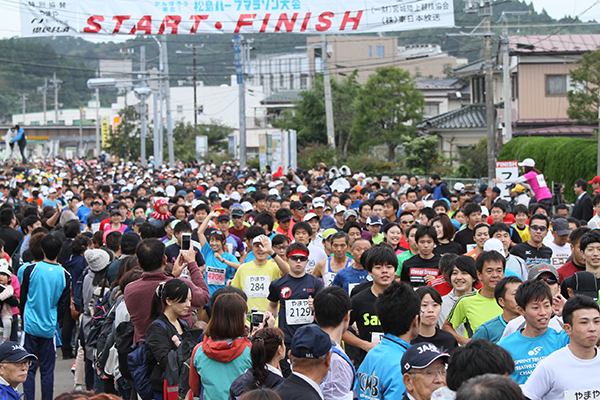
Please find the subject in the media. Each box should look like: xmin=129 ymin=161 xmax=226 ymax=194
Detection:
xmin=545 ymin=240 xmax=572 ymax=268
xmin=523 ymin=345 xmax=600 ymax=400
xmin=307 ymin=241 xmax=328 ymax=272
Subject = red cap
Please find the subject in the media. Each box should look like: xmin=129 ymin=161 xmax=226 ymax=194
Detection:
xmin=589 ymin=176 xmax=600 ymax=184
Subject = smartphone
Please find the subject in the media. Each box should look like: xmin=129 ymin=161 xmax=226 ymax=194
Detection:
xmin=181 ymin=233 xmax=191 ymax=251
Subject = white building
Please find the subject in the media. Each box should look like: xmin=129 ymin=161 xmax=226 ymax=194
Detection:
xmin=11 ymin=100 xmax=114 ymax=126
xmin=248 ymin=53 xmax=312 ymax=96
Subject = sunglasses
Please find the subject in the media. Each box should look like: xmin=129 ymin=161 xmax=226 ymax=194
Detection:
xmin=530 ymin=225 xmax=548 ymax=232
xmin=401 ymin=220 xmax=415 ymax=224
xmin=538 ymin=276 xmax=558 ymax=285
xmin=289 ymin=255 xmax=308 ymax=262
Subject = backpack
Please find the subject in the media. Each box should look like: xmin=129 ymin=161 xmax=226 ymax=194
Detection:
xmin=85 ymin=286 xmax=112 ymax=348
xmin=127 ymin=319 xmax=168 ymax=400
xmin=115 ymin=320 xmax=135 ymax=381
xmin=173 ymin=328 xmax=204 ymax=399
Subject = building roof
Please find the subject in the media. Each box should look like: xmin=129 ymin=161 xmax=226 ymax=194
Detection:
xmin=414 ymin=78 xmax=465 ymax=90
xmin=509 ymin=34 xmax=600 ymax=55
xmin=260 ymin=90 xmax=302 ymax=105
xmin=452 ymin=59 xmax=502 ymax=77
xmin=419 ymin=103 xmax=487 ymax=130
xmin=516 ymin=125 xmax=595 ymax=138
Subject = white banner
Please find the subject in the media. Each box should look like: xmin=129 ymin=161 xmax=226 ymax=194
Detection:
xmin=20 ymin=0 xmax=454 ymax=36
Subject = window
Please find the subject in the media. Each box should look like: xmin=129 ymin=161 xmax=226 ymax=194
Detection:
xmin=511 ymin=74 xmax=518 ymax=100
xmin=290 ymin=74 xmax=295 ymax=90
xmin=546 ymin=75 xmax=567 ymax=96
xmin=177 ymin=105 xmax=183 ymax=113
xmin=424 ymin=103 xmax=440 ymax=116
xmin=368 ymin=46 xmax=372 ymax=58
xmin=376 ymin=46 xmax=384 ymax=58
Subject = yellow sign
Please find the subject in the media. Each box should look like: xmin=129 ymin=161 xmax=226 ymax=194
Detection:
xmin=101 ymin=116 xmax=109 ymax=147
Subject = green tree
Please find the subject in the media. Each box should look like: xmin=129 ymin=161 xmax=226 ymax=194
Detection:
xmin=172 ymin=120 xmax=232 ymax=162
xmin=567 ymin=49 xmax=600 ymax=125
xmin=401 ymin=135 xmax=440 ymax=174
xmin=456 ymin=137 xmax=488 ymax=178
xmin=273 ymin=72 xmax=360 ymax=155
xmin=351 ymin=67 xmax=425 ymax=161
xmin=104 ymin=107 xmax=151 ymax=160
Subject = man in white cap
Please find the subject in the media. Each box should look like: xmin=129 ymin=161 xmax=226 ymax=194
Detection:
xmin=312 ymin=197 xmax=335 ymax=230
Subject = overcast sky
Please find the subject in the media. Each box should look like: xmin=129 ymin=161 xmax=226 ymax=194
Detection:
xmin=0 ymin=0 xmax=598 ymax=42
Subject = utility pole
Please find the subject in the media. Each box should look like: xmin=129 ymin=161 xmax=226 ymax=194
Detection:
xmin=502 ymin=21 xmax=512 ymax=143
xmin=234 ymin=35 xmax=252 ymax=169
xmin=79 ymin=107 xmax=84 ymax=157
xmin=321 ymin=35 xmax=335 ymax=149
xmin=37 ymin=78 xmax=48 ymax=125
xmin=161 ymin=36 xmax=175 ymax=167
xmin=49 ymin=73 xmax=62 ymax=125
xmin=17 ymin=92 xmax=28 ymax=123
xmin=140 ymin=46 xmax=147 ymax=167
xmin=483 ymin=1 xmax=495 ymax=184
xmin=192 ymin=45 xmax=198 ymax=126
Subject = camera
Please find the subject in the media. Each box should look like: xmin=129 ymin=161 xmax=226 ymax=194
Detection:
xmin=250 ymin=307 xmax=264 ymax=328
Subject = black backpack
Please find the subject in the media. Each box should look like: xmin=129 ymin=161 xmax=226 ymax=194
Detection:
xmin=115 ymin=320 xmax=135 ymax=381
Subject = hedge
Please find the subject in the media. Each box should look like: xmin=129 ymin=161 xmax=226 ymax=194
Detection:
xmin=498 ymin=136 xmax=598 ymax=203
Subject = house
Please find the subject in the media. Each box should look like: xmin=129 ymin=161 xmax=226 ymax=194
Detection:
xmin=420 ymin=34 xmax=600 ymax=161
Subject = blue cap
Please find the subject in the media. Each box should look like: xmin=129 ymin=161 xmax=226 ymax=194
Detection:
xmin=291 ymin=325 xmax=331 ymax=359
xmin=237 ymin=174 xmax=245 ymax=179
xmin=366 ymin=215 xmax=382 ymax=226
xmin=0 ymin=341 xmax=37 ymax=363
xmin=194 ymin=189 xmax=203 ymax=198
xmin=401 ymin=343 xmax=449 ymax=374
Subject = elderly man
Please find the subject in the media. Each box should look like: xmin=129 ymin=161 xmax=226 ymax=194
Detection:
xmin=0 ymin=341 xmax=37 ymax=399
xmin=401 ymin=342 xmax=450 ymax=400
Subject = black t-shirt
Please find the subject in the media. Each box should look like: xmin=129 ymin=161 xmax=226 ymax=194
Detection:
xmin=453 ymin=227 xmax=474 ymax=253
xmin=0 ymin=226 xmax=23 ymax=259
xmin=86 ymin=211 xmax=109 ymax=228
xmin=509 ymin=242 xmax=552 ymax=269
xmin=411 ymin=328 xmax=457 ymax=354
xmin=350 ymin=279 xmax=373 ymax=297
xmin=350 ymin=287 xmax=382 ymax=362
xmin=434 ymin=241 xmax=464 ymax=257
xmin=165 ymin=243 xmax=206 ymax=266
xmin=267 ymin=274 xmax=324 ymax=342
xmin=401 ymin=254 xmax=441 ymax=287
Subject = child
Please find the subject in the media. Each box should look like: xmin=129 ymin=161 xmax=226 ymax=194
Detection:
xmin=512 ymin=204 xmax=531 ymax=242
xmin=0 ymin=260 xmax=17 ymax=342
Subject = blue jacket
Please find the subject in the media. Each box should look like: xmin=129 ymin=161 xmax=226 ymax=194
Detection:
xmin=10 ymin=128 xmax=23 ymax=143
xmin=0 ymin=383 xmax=21 ymax=400
xmin=355 ymin=333 xmax=411 ymax=400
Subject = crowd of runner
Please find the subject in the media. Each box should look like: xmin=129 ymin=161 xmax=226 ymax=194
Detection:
xmin=0 ymin=156 xmax=599 ymax=400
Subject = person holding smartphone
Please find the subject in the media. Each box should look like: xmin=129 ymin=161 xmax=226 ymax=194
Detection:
xmin=165 ymin=219 xmax=206 ymax=269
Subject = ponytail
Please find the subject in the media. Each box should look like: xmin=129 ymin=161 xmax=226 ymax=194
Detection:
xmin=250 ymin=327 xmax=285 ymax=386
xmin=148 ymin=279 xmax=190 ymax=321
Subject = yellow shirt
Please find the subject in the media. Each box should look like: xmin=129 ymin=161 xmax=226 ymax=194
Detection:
xmin=232 ymin=259 xmax=282 ymax=312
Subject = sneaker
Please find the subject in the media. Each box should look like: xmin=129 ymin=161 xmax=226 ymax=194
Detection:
xmin=71 ymin=360 xmax=76 ymax=374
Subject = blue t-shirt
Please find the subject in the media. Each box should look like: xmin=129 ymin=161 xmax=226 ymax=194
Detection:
xmin=201 ymin=242 xmax=238 ymax=297
xmin=471 ymin=315 xmax=507 ymax=343
xmin=498 ymin=327 xmax=569 ymax=384
xmin=76 ymin=205 xmax=91 ymax=223
xmin=42 ymin=198 xmax=60 ymax=208
xmin=331 ymin=266 xmax=369 ymax=295
xmin=267 ymin=273 xmax=324 ymax=342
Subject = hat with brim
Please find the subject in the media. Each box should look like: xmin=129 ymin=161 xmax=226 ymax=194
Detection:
xmin=0 ymin=342 xmax=37 ymax=363
xmin=401 ymin=342 xmax=450 ymax=374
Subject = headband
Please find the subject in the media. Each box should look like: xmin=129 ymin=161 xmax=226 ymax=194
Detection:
xmin=287 ymin=248 xmax=309 ymax=258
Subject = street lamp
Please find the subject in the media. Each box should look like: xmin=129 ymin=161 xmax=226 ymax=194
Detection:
xmin=134 ymin=87 xmax=152 ymax=167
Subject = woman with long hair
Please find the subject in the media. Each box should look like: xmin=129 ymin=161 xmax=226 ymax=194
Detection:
xmin=229 ymin=328 xmax=286 ymax=399
xmin=383 ymin=222 xmax=405 ymax=254
xmin=146 ymin=278 xmax=191 ymax=400
xmin=190 ymin=293 xmax=252 ymax=400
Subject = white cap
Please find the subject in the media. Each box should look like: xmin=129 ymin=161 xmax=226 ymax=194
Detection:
xmin=230 ymin=192 xmax=241 ymax=201
xmin=274 ymin=180 xmax=284 ymax=186
xmin=241 ymin=201 xmax=254 ymax=213
xmin=518 ymin=158 xmax=535 ymax=167
xmin=297 ymin=185 xmax=308 ymax=194
xmin=480 ymin=206 xmax=489 ymax=216
xmin=453 ymin=182 xmax=465 ymax=191
xmin=312 ymin=197 xmax=325 ymax=208
xmin=268 ymin=188 xmax=279 ymax=196
xmin=484 ymin=238 xmax=505 ymax=256
xmin=0 ymin=259 xmax=11 ymax=277
xmin=165 ymin=185 xmax=176 ymax=197
xmin=191 ymin=199 xmax=205 ymax=210
xmin=334 ymin=205 xmax=347 ymax=214
xmin=304 ymin=212 xmax=319 ymax=221
xmin=48 ymin=188 xmax=57 ymax=194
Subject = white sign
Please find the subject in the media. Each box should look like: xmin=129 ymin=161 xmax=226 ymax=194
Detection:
xmin=495 ymin=160 xmax=519 ymax=202
xmin=19 ymin=0 xmax=454 ymax=37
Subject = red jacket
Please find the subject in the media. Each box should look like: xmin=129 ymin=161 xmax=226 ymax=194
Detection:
xmin=124 ymin=262 xmax=209 ymax=343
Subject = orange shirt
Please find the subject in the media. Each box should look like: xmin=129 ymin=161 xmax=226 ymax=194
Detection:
xmin=465 ymin=249 xmax=479 ymax=259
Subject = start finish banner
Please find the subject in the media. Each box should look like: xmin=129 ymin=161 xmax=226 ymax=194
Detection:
xmin=20 ymin=0 xmax=455 ymax=36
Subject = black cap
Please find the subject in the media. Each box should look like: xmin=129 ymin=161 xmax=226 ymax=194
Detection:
xmin=291 ymin=325 xmax=331 ymax=359
xmin=565 ymin=271 xmax=599 ymax=301
xmin=290 ymin=201 xmax=303 ymax=210
xmin=0 ymin=341 xmax=37 ymax=363
xmin=217 ymin=214 xmax=230 ymax=222
xmin=401 ymin=343 xmax=450 ymax=374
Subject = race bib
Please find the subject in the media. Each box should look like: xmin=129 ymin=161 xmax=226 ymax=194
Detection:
xmin=91 ymin=222 xmax=100 ymax=233
xmin=226 ymin=243 xmax=234 ymax=254
xmin=206 ymin=266 xmax=226 ymax=286
xmin=324 ymin=272 xmax=336 ymax=287
xmin=564 ymin=389 xmax=600 ymax=400
xmin=536 ymin=174 xmax=547 ymax=188
xmin=409 ymin=268 xmax=439 ymax=284
xmin=466 ymin=244 xmax=476 ymax=253
xmin=348 ymin=283 xmax=359 ymax=295
xmin=285 ymin=299 xmax=313 ymax=325
xmin=245 ymin=275 xmax=270 ymax=298
xmin=371 ymin=332 xmax=384 ymax=343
